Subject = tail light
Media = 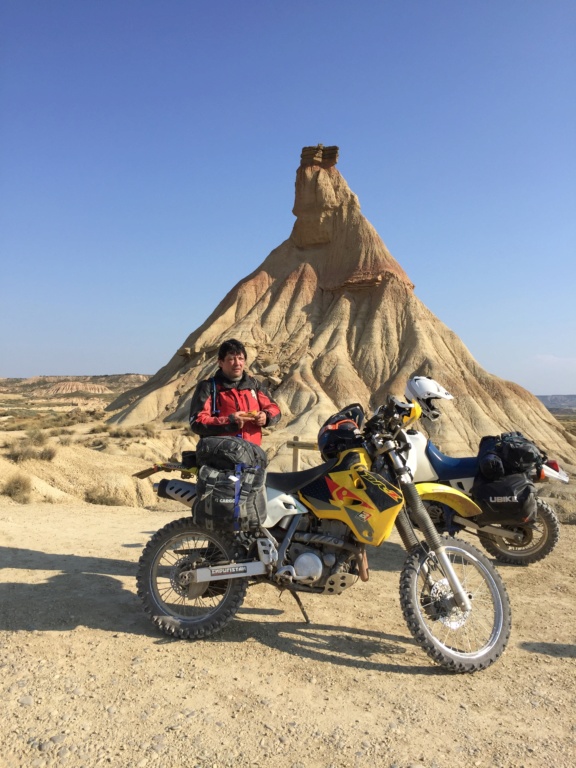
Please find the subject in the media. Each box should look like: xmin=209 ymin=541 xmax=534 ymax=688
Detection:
xmin=546 ymin=460 xmax=561 ymax=472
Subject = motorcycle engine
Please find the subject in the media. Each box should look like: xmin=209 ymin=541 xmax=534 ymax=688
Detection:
xmin=291 ymin=549 xmax=324 ymax=583
xmin=285 ymin=520 xmax=353 ymax=586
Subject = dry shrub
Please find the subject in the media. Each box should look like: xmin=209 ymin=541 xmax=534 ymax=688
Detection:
xmin=84 ymin=486 xmax=124 ymax=506
xmin=6 ymin=442 xmax=37 ymax=463
xmin=38 ymin=446 xmax=57 ymax=461
xmin=26 ymin=428 xmax=47 ymax=446
xmin=2 ymin=473 xmax=32 ymax=503
xmin=107 ymin=423 xmax=157 ymax=441
xmin=109 ymin=427 xmax=140 ymax=439
xmin=59 ymin=436 xmax=72 ymax=446
xmin=6 ymin=440 xmax=57 ymax=462
xmin=88 ymin=424 xmax=110 ymax=434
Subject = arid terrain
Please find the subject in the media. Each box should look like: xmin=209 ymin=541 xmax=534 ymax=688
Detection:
xmin=1 ymin=495 xmax=576 ymax=768
xmin=1 ymin=379 xmax=575 ymax=767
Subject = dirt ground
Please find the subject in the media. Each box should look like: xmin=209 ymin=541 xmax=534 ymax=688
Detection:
xmin=1 ymin=494 xmax=575 ymax=768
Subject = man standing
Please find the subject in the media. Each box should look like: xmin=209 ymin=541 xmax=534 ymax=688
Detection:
xmin=189 ymin=339 xmax=281 ymax=446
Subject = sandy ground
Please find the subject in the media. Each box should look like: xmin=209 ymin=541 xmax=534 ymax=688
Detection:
xmin=1 ymin=496 xmax=575 ymax=768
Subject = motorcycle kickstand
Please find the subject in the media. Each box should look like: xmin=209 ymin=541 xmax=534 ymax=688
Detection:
xmin=287 ymin=589 xmax=311 ymax=624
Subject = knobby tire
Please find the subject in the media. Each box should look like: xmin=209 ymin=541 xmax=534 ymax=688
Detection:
xmin=478 ymin=498 xmax=560 ymax=565
xmin=136 ymin=517 xmax=248 ymax=640
xmin=400 ymin=537 xmax=511 ymax=673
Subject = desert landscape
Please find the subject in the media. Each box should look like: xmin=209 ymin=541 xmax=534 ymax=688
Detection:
xmin=1 ymin=375 xmax=576 ymax=768
xmin=2 ymin=147 xmax=575 ymax=767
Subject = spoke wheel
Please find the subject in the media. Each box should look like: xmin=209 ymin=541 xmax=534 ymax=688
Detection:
xmin=479 ymin=499 xmax=560 ymax=565
xmin=137 ymin=518 xmax=248 ymax=639
xmin=400 ymin=537 xmax=511 ymax=672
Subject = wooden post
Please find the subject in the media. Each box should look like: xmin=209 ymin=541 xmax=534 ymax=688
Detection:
xmin=292 ymin=435 xmax=300 ymax=472
xmin=286 ymin=437 xmax=318 ymax=472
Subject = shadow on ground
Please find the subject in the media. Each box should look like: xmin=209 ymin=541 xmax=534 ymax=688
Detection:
xmin=519 ymin=641 xmax=576 ymax=658
xmin=0 ymin=543 xmax=445 ymax=675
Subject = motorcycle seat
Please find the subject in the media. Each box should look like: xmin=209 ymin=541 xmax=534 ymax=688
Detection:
xmin=426 ymin=441 xmax=478 ymax=480
xmin=266 ymin=457 xmax=339 ymax=494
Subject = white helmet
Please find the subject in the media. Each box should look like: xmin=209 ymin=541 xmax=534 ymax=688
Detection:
xmin=405 ymin=376 xmax=453 ymax=421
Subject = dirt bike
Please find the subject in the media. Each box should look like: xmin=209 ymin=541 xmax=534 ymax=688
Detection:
xmin=400 ymin=380 xmax=568 ymax=565
xmin=134 ymin=394 xmax=512 ymax=673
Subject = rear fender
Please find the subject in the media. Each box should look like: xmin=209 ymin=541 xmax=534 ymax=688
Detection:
xmin=415 ymin=482 xmax=482 ymax=518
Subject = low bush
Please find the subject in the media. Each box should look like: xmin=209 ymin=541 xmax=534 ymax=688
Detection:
xmin=2 ymin=473 xmax=32 ymax=503
xmin=6 ymin=442 xmax=37 ymax=463
xmin=49 ymin=427 xmax=74 ymax=437
xmin=109 ymin=426 xmax=141 ymax=438
xmin=26 ymin=428 xmax=47 ymax=446
xmin=38 ymin=446 xmax=57 ymax=461
xmin=84 ymin=487 xmax=123 ymax=506
xmin=88 ymin=424 xmax=110 ymax=434
xmin=5 ymin=440 xmax=57 ymax=462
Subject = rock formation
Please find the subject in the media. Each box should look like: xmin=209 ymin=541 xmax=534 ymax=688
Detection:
xmin=43 ymin=382 xmax=112 ymax=396
xmin=108 ymin=146 xmax=576 ymax=466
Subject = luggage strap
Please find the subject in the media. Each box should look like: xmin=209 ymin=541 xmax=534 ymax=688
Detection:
xmin=202 ymin=463 xmax=261 ymax=532
xmin=210 ymin=377 xmax=220 ymax=417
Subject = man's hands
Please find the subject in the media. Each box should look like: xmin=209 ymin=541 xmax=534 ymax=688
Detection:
xmin=230 ymin=411 xmax=267 ymax=428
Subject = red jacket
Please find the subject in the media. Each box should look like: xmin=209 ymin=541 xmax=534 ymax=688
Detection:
xmin=189 ymin=370 xmax=281 ymax=446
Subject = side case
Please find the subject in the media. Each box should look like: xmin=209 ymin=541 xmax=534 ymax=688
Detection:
xmin=471 ymin=473 xmax=537 ymax=525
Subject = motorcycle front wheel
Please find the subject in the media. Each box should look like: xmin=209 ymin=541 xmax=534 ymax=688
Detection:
xmin=136 ymin=517 xmax=248 ymax=640
xmin=400 ymin=537 xmax=511 ymax=673
xmin=478 ymin=498 xmax=560 ymax=565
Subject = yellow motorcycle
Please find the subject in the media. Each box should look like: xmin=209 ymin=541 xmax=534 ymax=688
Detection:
xmin=135 ymin=394 xmax=511 ymax=673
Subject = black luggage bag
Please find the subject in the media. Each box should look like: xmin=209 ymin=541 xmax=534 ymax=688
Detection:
xmin=471 ymin=472 xmax=537 ymax=525
xmin=477 ymin=431 xmax=543 ymax=480
xmin=193 ymin=436 xmax=268 ymax=533
xmin=472 ymin=431 xmax=542 ymax=524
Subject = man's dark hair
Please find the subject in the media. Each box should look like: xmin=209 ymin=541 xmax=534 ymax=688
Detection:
xmin=217 ymin=338 xmax=247 ymax=361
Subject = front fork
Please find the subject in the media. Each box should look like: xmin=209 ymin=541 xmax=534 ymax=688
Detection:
xmin=384 ymin=444 xmax=472 ymax=613
xmin=403 ymin=479 xmax=472 ymax=612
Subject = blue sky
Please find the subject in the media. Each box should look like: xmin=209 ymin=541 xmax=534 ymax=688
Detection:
xmin=1 ymin=1 xmax=575 ymax=395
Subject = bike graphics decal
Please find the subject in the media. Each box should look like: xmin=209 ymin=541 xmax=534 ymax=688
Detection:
xmin=209 ymin=565 xmax=248 ymax=576
xmin=344 ymin=507 xmax=375 ymax=541
xmin=325 ymin=475 xmax=377 ymax=540
xmin=325 ymin=477 xmax=373 ymax=512
xmin=358 ymin=469 xmax=402 ymax=506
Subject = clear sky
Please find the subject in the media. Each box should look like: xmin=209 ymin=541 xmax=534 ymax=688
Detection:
xmin=1 ymin=1 xmax=575 ymax=395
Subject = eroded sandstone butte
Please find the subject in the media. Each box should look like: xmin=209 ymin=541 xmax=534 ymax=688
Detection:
xmin=108 ymin=145 xmax=576 ymax=464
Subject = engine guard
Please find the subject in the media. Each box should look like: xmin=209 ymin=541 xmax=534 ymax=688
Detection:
xmin=415 ymin=483 xmax=483 ymax=519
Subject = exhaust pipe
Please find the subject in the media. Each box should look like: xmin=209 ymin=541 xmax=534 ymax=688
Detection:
xmin=156 ymin=478 xmax=197 ymax=507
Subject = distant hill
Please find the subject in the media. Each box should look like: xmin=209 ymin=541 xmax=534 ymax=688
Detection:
xmin=538 ymin=395 xmax=576 ymax=413
xmin=0 ymin=375 xmax=150 ymax=397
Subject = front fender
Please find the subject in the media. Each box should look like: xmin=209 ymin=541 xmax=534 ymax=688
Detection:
xmin=415 ymin=482 xmax=482 ymax=519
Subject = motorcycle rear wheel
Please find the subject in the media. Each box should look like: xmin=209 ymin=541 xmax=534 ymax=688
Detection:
xmin=136 ymin=517 xmax=248 ymax=640
xmin=478 ymin=499 xmax=560 ymax=565
xmin=400 ymin=537 xmax=511 ymax=673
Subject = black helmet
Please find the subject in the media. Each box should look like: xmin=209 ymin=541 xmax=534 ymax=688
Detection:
xmin=318 ymin=404 xmax=365 ymax=460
